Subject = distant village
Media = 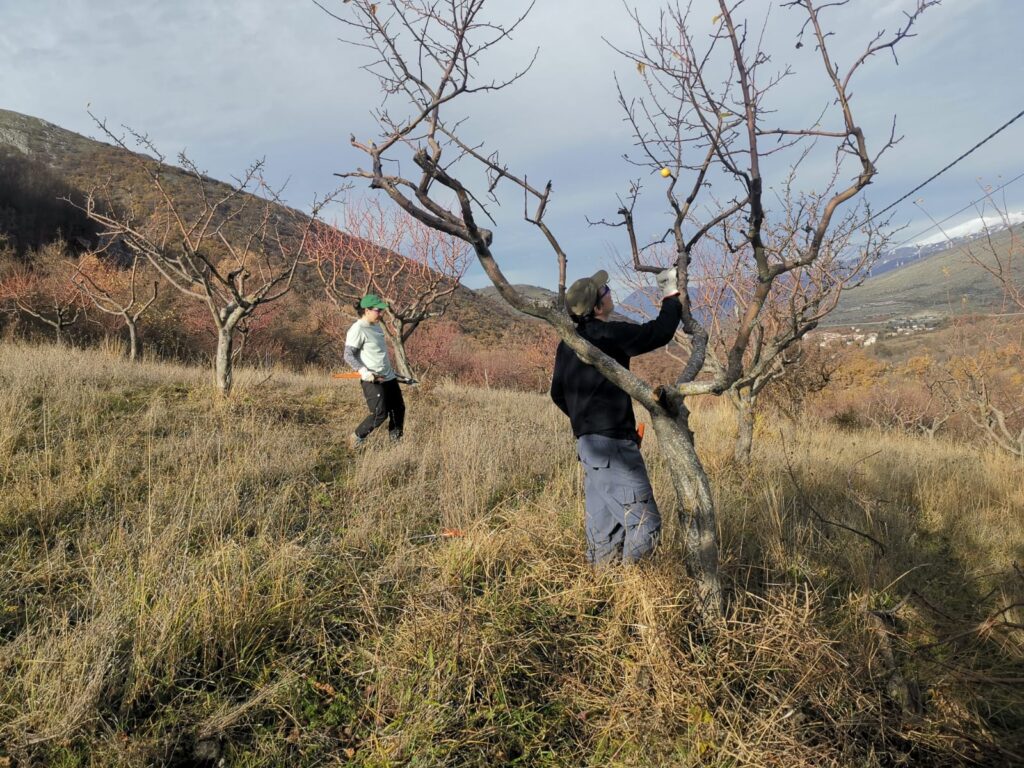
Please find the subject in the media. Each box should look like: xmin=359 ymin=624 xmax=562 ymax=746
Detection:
xmin=814 ymin=314 xmax=943 ymax=348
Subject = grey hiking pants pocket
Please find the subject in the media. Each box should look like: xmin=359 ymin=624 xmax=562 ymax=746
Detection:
xmin=577 ymin=434 xmax=661 ymax=564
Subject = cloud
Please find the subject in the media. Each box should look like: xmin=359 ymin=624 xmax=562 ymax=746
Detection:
xmin=2 ymin=0 xmax=1022 ymax=286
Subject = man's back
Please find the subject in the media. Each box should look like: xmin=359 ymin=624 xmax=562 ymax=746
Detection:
xmin=550 ymin=296 xmax=682 ymax=438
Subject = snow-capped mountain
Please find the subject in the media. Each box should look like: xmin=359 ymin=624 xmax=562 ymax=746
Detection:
xmin=870 ymin=211 xmax=1024 ymax=277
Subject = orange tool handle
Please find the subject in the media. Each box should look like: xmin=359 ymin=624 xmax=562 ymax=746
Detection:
xmin=637 ymin=423 xmax=646 ymax=443
xmin=332 ymin=372 xmax=362 ymax=379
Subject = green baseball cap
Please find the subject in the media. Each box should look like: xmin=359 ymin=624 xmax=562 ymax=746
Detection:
xmin=359 ymin=294 xmax=389 ymax=310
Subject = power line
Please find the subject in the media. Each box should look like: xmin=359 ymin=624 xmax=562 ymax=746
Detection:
xmin=889 ymin=168 xmax=1024 ymax=249
xmin=859 ymin=107 xmax=1024 ymax=229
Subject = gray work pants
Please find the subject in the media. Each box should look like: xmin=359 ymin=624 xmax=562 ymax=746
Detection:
xmin=577 ymin=433 xmax=661 ymax=564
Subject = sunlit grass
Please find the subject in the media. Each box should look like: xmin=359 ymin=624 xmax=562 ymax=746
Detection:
xmin=1 ymin=341 xmax=1021 ymax=766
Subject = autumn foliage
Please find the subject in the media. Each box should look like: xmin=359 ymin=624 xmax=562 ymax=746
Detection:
xmin=308 ymin=198 xmax=471 ymax=379
xmin=0 ymin=241 xmax=83 ymax=342
xmin=0 ymin=235 xmax=556 ymax=391
xmin=404 ymin=318 xmax=556 ymax=391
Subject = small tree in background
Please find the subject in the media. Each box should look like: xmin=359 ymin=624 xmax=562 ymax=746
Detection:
xmin=959 ymin=195 xmax=1024 ymax=311
xmin=308 ymin=198 xmax=471 ymax=379
xmin=944 ymin=345 xmax=1023 ymax=457
xmin=917 ymin=191 xmax=1024 ymax=457
xmin=77 ymin=117 xmax=336 ymax=396
xmin=0 ymin=241 xmax=83 ymax=344
xmin=72 ymin=251 xmax=158 ymax=361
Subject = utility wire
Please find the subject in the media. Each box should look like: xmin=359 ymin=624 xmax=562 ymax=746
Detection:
xmin=859 ymin=107 xmax=1024 ymax=229
xmin=889 ymin=168 xmax=1024 ymax=249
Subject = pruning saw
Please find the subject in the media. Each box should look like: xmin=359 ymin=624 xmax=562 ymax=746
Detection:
xmin=332 ymin=372 xmax=419 ymax=385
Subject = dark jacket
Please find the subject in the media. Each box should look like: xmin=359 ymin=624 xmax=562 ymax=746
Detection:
xmin=550 ymin=297 xmax=682 ymax=439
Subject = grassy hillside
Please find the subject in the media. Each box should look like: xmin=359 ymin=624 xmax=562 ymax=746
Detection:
xmin=830 ymin=225 xmax=1024 ymax=325
xmin=0 ymin=108 xmax=530 ymax=345
xmin=1 ymin=342 xmax=1022 ymax=766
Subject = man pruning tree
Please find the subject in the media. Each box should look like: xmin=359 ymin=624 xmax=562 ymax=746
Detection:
xmin=551 ymin=268 xmax=681 ymax=565
xmin=345 ymin=294 xmax=406 ymax=447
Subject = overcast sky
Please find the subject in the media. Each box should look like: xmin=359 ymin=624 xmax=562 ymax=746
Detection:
xmin=2 ymin=0 xmax=1022 ymax=288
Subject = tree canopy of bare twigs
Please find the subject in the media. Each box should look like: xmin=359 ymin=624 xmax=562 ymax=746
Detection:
xmin=0 ymin=241 xmax=83 ymax=344
xmin=612 ymin=198 xmax=885 ymax=463
xmin=958 ymin=196 xmax=1023 ymax=313
xmin=326 ymin=0 xmax=935 ymax=617
xmin=308 ymin=197 xmax=471 ymax=378
xmin=920 ymin=191 xmax=1024 ymax=457
xmin=72 ymin=251 xmax=158 ymax=361
xmin=76 ymin=115 xmax=338 ymax=396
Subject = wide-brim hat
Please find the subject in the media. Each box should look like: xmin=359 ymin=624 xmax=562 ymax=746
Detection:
xmin=565 ymin=270 xmax=609 ymax=316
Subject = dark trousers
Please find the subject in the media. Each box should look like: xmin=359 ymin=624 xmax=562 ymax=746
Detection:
xmin=356 ymin=379 xmax=405 ymax=439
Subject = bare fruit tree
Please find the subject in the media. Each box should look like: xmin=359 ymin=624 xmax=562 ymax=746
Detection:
xmin=926 ymin=193 xmax=1024 ymax=456
xmin=960 ymin=195 xmax=1024 ymax=311
xmin=612 ymin=211 xmax=883 ymax=465
xmin=77 ymin=117 xmax=336 ymax=396
xmin=72 ymin=251 xmax=159 ymax=361
xmin=308 ymin=197 xmax=471 ymax=379
xmin=325 ymin=0 xmax=932 ymax=617
xmin=0 ymin=242 xmax=82 ymax=344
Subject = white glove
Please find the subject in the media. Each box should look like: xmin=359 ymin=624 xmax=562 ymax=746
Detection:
xmin=358 ymin=367 xmax=375 ymax=382
xmin=655 ymin=267 xmax=680 ymax=299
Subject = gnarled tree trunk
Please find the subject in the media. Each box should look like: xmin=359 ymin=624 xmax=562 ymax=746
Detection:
xmin=215 ymin=325 xmax=237 ymax=396
xmin=730 ymin=388 xmax=756 ymax=466
xmin=125 ymin=315 xmax=140 ymax=362
xmin=387 ymin=321 xmax=416 ymax=380
xmin=651 ymin=402 xmax=723 ymax=617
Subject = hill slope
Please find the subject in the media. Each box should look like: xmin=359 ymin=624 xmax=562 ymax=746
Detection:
xmin=0 ymin=108 xmax=531 ymax=344
xmin=830 ymin=225 xmax=1023 ymax=325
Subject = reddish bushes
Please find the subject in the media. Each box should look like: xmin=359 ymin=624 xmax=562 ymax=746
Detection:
xmin=405 ymin=319 xmax=557 ymax=391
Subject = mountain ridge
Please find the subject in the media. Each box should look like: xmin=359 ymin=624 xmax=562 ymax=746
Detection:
xmin=478 ymin=221 xmax=1024 ymax=329
xmin=0 ymin=107 xmax=534 ymax=344
xmin=3 ymin=108 xmax=1018 ymax=338
xmin=869 ymin=212 xmax=1024 ymax=278
xmin=829 ymin=222 xmax=1023 ymax=325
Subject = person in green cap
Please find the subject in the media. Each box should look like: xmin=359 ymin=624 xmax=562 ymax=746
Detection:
xmin=344 ymin=294 xmax=405 ymax=448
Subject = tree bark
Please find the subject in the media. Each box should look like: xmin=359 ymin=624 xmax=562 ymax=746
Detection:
xmin=126 ymin=317 xmax=140 ymax=362
xmin=215 ymin=327 xmax=235 ymax=396
xmin=650 ymin=403 xmax=724 ymax=620
xmin=731 ymin=389 xmax=755 ymax=466
xmin=388 ymin=323 xmax=416 ymax=380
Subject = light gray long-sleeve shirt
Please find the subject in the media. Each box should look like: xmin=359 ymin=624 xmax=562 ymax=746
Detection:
xmin=344 ymin=319 xmax=396 ymax=381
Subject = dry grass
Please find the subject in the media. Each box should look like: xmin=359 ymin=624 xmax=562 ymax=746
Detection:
xmin=1 ymin=341 xmax=1021 ymax=766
